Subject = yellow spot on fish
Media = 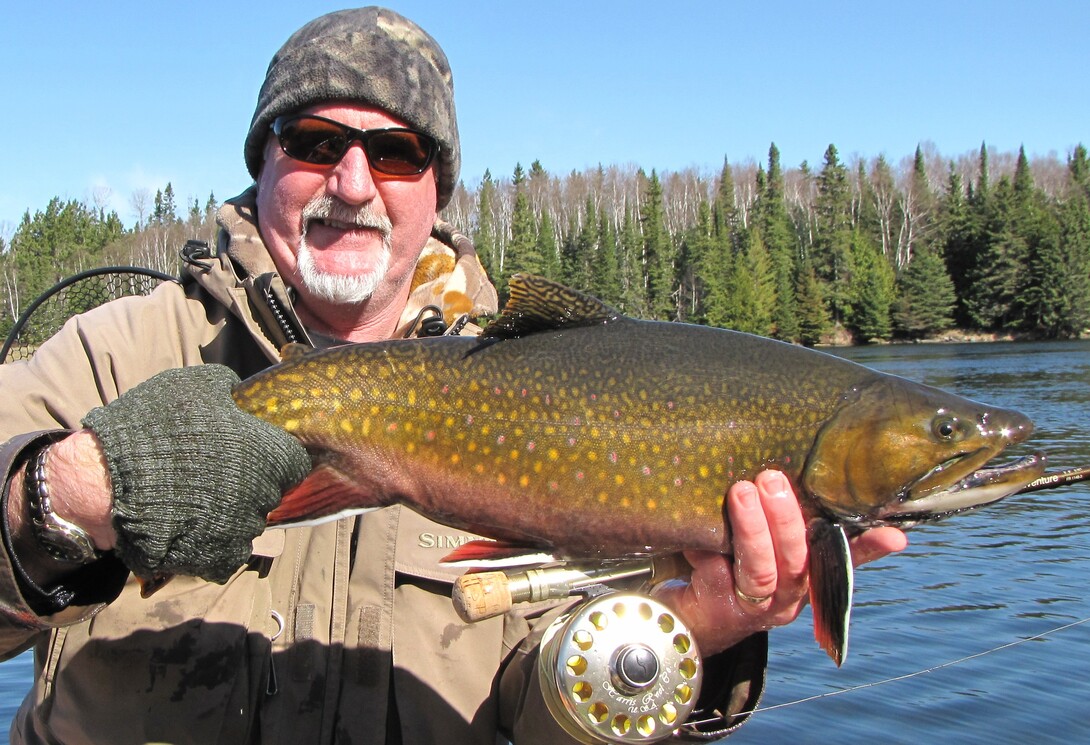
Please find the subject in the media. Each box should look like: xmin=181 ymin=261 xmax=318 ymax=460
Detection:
xmin=548 ymin=448 xmax=560 ymax=461
xmin=699 ymin=465 xmax=710 ymax=479
xmin=598 ymin=492 xmax=609 ymax=503
xmin=450 ymin=453 xmax=461 ymax=465
xmin=615 ymin=474 xmax=625 ymax=486
xmin=519 ymin=474 xmax=531 ymax=488
xmin=284 ymin=419 xmax=300 ymax=432
xmin=340 ymin=420 xmax=353 ymax=434
xmin=290 ymin=399 xmax=304 ymax=411
xmin=646 ymin=499 xmax=657 ymax=510
xmin=349 ymin=389 xmax=362 ymax=402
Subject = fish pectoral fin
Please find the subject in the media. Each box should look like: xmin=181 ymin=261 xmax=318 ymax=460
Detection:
xmin=807 ymin=519 xmax=854 ymax=667
xmin=441 ymin=539 xmax=554 ymax=567
xmin=267 ymin=464 xmax=378 ymax=528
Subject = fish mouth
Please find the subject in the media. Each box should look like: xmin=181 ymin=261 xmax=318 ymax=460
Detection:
xmin=867 ymin=451 xmax=1047 ymax=528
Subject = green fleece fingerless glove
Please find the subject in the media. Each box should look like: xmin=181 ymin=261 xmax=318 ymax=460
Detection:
xmin=82 ymin=364 xmax=312 ymax=583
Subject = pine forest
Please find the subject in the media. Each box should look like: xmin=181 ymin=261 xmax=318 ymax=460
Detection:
xmin=3 ymin=141 xmax=1089 ymax=346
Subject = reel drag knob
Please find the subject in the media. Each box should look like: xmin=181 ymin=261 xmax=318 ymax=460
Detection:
xmin=538 ymin=592 xmax=702 ymax=744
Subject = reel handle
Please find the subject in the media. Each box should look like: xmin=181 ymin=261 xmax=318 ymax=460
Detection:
xmin=452 ymin=556 xmax=689 ymax=622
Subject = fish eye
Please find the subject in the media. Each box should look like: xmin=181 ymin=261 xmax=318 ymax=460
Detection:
xmin=932 ymin=416 xmax=961 ymax=441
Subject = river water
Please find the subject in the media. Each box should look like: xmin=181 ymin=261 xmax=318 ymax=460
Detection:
xmin=1 ymin=340 xmax=1088 ymax=742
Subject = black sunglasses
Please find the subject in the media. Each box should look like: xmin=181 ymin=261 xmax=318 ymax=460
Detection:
xmin=271 ymin=114 xmax=439 ymax=176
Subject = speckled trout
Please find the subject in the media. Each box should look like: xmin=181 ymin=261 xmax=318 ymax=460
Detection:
xmin=232 ymin=274 xmax=1045 ymax=664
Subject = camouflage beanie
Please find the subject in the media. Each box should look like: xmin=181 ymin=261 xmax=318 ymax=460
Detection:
xmin=245 ymin=7 xmax=459 ymax=208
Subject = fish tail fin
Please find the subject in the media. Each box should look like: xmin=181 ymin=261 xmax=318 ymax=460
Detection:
xmin=807 ymin=519 xmax=854 ymax=667
xmin=268 ymin=465 xmax=379 ymax=528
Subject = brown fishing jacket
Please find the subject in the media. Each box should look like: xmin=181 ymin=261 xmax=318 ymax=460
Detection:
xmin=0 ymin=188 xmax=766 ymax=744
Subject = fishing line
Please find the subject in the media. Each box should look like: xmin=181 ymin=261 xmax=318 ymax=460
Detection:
xmin=725 ymin=615 xmax=1090 ymax=721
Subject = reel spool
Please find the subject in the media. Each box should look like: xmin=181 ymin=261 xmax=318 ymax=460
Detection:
xmin=538 ymin=592 xmax=702 ymax=743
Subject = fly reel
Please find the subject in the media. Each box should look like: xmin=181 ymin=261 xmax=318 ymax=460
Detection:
xmin=538 ymin=592 xmax=702 ymax=743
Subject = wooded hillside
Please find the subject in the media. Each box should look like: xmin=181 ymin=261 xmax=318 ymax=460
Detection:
xmin=3 ymin=141 xmax=1088 ymax=345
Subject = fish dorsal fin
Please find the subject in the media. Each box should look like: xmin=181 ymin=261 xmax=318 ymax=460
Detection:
xmin=279 ymin=342 xmax=312 ymax=362
xmin=483 ymin=274 xmax=622 ymax=340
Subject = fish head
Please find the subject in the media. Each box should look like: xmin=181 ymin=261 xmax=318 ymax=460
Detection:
xmin=802 ymin=376 xmax=1044 ymax=530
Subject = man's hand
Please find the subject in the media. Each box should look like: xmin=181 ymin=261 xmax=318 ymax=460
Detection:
xmin=657 ymin=470 xmax=907 ymax=655
xmin=82 ymin=365 xmax=312 ymax=583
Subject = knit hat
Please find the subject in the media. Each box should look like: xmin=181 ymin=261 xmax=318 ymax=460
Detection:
xmin=245 ymin=7 xmax=459 ymax=208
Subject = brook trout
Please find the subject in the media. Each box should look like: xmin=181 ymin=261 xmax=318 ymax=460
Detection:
xmin=233 ymin=274 xmax=1045 ymax=664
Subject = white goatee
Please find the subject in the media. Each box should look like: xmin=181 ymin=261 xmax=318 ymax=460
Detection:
xmin=297 ymin=196 xmax=394 ymax=305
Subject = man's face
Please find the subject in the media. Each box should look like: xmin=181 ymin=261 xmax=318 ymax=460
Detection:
xmin=255 ymin=103 xmax=438 ymax=310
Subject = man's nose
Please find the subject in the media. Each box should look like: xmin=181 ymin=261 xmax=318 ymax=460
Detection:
xmin=326 ymin=143 xmax=378 ymax=204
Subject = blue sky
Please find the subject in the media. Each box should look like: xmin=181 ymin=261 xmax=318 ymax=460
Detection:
xmin=1 ymin=1 xmax=1085 ymax=232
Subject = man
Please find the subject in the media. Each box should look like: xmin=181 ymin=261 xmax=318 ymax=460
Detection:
xmin=0 ymin=7 xmax=905 ymax=743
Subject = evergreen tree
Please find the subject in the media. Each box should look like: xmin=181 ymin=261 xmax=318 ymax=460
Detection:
xmin=535 ymin=210 xmax=560 ymax=280
xmin=795 ymin=260 xmax=829 ymax=346
xmin=937 ymin=163 xmax=976 ymax=325
xmin=473 ymin=170 xmax=499 ymax=278
xmin=593 ymin=206 xmax=623 ymax=307
xmin=502 ymin=164 xmax=543 ymax=294
xmin=730 ymin=228 xmax=775 ymax=335
xmin=963 ymin=176 xmax=1023 ymax=329
xmin=1052 ymin=184 xmax=1090 ymax=335
xmin=678 ymin=200 xmax=711 ymax=323
xmin=618 ymin=202 xmax=648 ymax=317
xmin=756 ymin=144 xmax=799 ymax=341
xmin=894 ymin=241 xmax=957 ymax=338
xmin=641 ymin=170 xmax=677 ymax=319
xmin=847 ymin=230 xmax=895 ymax=341
xmin=812 ymin=144 xmax=854 ymax=326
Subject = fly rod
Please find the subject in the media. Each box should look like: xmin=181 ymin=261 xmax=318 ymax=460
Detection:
xmin=1016 ymin=465 xmax=1090 ymax=495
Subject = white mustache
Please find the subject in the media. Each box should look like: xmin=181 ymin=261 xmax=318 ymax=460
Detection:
xmin=300 ymin=196 xmax=393 ymax=237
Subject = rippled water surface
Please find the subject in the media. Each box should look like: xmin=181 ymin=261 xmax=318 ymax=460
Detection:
xmin=2 ymin=341 xmax=1088 ymax=741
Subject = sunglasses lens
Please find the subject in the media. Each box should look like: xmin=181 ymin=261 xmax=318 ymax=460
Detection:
xmin=366 ymin=131 xmax=435 ymax=175
xmin=276 ymin=118 xmax=349 ymax=165
xmin=275 ymin=117 xmax=436 ymax=174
